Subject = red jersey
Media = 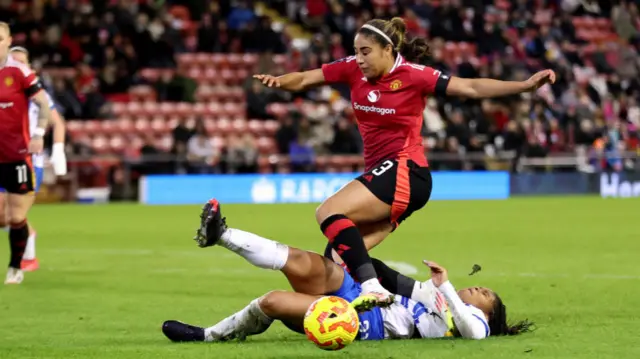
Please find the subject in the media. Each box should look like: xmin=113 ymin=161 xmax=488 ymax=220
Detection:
xmin=322 ymin=55 xmax=450 ymax=171
xmin=0 ymin=54 xmax=42 ymax=163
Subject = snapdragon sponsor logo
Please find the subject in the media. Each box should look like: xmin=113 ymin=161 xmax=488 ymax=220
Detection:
xmin=0 ymin=102 xmax=14 ymax=109
xmin=353 ymin=102 xmax=396 ymax=115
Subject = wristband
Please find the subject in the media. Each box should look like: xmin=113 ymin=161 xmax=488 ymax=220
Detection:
xmin=33 ymin=127 xmax=46 ymax=137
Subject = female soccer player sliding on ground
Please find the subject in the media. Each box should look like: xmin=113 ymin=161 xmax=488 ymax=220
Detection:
xmin=162 ymin=199 xmax=532 ymax=342
xmin=253 ymin=17 xmax=556 ymax=306
xmin=0 ymin=23 xmax=55 ymax=284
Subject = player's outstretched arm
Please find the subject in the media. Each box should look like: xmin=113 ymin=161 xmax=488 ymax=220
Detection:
xmin=424 ymin=261 xmax=488 ymax=340
xmin=446 ymin=69 xmax=556 ymax=99
xmin=253 ymin=68 xmax=326 ymax=92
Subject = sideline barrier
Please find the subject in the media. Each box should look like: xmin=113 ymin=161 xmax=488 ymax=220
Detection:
xmin=139 ymin=171 xmax=511 ymax=205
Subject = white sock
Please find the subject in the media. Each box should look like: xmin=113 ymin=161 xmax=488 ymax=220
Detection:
xmin=23 ymin=232 xmax=36 ymax=260
xmin=219 ymin=228 xmax=289 ymax=270
xmin=410 ymin=281 xmax=423 ymax=301
xmin=204 ymin=298 xmax=273 ymax=342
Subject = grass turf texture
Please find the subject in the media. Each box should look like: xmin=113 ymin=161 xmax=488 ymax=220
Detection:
xmin=1 ymin=197 xmax=639 ymax=359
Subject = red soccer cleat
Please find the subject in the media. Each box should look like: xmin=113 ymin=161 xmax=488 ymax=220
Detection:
xmin=21 ymin=258 xmax=39 ymax=272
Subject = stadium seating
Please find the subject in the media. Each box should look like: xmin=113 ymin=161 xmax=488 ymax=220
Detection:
xmin=34 ymin=0 xmax=637 ymax=176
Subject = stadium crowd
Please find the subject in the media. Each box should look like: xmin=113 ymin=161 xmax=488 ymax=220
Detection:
xmin=2 ymin=0 xmax=638 ymax=178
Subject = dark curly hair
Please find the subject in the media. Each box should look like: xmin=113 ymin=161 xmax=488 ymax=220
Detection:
xmin=488 ymin=292 xmax=536 ymax=336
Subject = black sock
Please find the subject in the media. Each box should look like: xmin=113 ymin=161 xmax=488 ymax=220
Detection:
xmin=371 ymin=258 xmax=417 ymax=298
xmin=9 ymin=220 xmax=28 ymax=269
xmin=323 ymin=242 xmax=333 ymax=259
xmin=320 ymin=214 xmax=376 ymax=283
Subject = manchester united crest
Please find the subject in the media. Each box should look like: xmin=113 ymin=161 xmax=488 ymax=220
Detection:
xmin=4 ymin=76 xmax=13 ymax=87
xmin=390 ymin=79 xmax=402 ymax=91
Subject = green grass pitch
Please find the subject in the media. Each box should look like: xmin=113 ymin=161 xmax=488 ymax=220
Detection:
xmin=1 ymin=197 xmax=639 ymax=359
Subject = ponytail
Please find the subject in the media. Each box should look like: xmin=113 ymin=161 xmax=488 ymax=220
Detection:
xmin=358 ymin=17 xmax=431 ymax=64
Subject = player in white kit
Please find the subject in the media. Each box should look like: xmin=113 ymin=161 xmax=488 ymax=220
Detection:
xmin=162 ymin=199 xmax=533 ymax=343
xmin=0 ymin=47 xmax=67 ymax=274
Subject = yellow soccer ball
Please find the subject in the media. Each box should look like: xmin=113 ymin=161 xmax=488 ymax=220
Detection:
xmin=303 ymin=296 xmax=360 ymax=351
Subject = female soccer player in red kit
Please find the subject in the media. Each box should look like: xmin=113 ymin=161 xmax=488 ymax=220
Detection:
xmin=0 ymin=22 xmax=52 ymax=284
xmin=254 ymin=18 xmax=555 ymax=307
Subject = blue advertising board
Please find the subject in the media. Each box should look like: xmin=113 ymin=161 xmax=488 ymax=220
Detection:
xmin=139 ymin=171 xmax=510 ymax=205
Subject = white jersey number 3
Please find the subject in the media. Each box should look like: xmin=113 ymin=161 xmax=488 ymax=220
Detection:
xmin=372 ymin=160 xmax=394 ymax=176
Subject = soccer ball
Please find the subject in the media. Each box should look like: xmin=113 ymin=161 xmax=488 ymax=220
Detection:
xmin=303 ymin=296 xmax=360 ymax=351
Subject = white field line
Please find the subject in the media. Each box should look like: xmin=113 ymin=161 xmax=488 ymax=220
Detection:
xmin=44 ymin=249 xmax=640 ymax=280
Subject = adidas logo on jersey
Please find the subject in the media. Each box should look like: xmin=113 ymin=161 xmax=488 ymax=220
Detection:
xmin=353 ymin=102 xmax=396 ymax=115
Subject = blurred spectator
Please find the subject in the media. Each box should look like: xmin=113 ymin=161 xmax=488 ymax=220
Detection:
xmin=330 ymin=118 xmax=361 ymax=154
xmin=187 ymin=125 xmax=220 ymax=174
xmin=246 ymin=81 xmax=273 ymax=119
xmin=275 ymin=116 xmax=297 ymax=154
xmin=225 ymin=133 xmax=258 ymax=173
xmin=154 ymin=70 xmax=197 ymax=103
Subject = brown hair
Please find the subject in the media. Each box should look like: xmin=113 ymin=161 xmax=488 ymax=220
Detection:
xmin=357 ymin=17 xmax=431 ymax=64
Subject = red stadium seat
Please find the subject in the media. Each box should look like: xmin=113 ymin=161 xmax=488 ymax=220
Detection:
xmin=92 ymin=135 xmax=109 ymax=154
xmin=159 ymin=102 xmax=177 ymax=117
xmin=126 ymin=101 xmax=143 ymax=117
xmin=98 ymin=120 xmax=117 ymax=135
xmin=223 ymin=102 xmax=244 ymax=117
xmin=150 ymin=117 xmax=168 ymax=134
xmin=210 ymin=136 xmax=226 ymax=150
xmin=226 ymin=53 xmax=242 ymax=68
xmin=84 ymin=120 xmax=100 ymax=134
xmin=129 ymin=85 xmax=156 ymax=102
xmin=112 ymin=102 xmax=127 ymax=117
xmin=267 ymin=103 xmax=289 ymax=117
xmin=257 ymin=137 xmax=276 ymax=155
xmin=177 ymin=53 xmax=196 ymax=66
xmin=195 ymin=53 xmax=212 ymax=67
xmin=247 ymin=120 xmax=265 ymax=135
xmin=231 ymin=118 xmax=248 ymax=134
xmin=116 ymin=117 xmax=134 ymax=134
xmin=216 ymin=118 xmax=231 ymax=135
xmin=157 ymin=135 xmax=173 ymax=152
xmin=140 ymin=68 xmax=162 ymax=82
xmin=264 ymin=120 xmax=279 ymax=135
xmin=109 ymin=135 xmax=126 ymax=154
xmin=212 ymin=54 xmax=228 ymax=68
xmin=134 ymin=118 xmax=150 ymax=133
xmin=66 ymin=121 xmax=83 ymax=137
xmin=242 ymin=54 xmax=259 ymax=68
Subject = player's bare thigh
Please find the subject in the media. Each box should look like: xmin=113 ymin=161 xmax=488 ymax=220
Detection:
xmin=7 ymin=192 xmax=35 ymax=223
xmin=281 ymin=247 xmax=345 ymax=295
xmin=259 ymin=291 xmax=320 ymax=326
xmin=315 ymin=180 xmax=390 ymax=225
xmin=359 ymin=220 xmax=394 ymax=250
